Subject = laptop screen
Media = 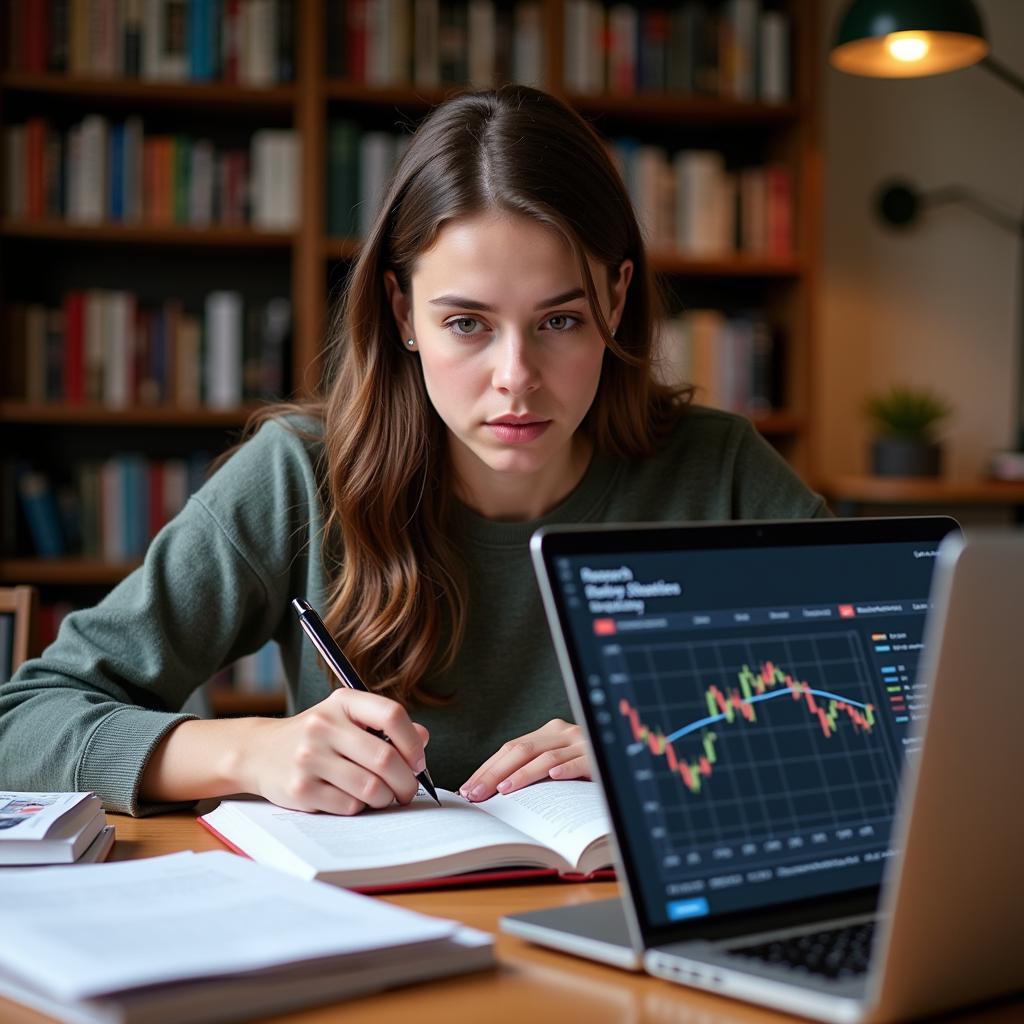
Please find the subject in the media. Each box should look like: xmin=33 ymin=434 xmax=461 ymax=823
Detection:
xmin=533 ymin=518 xmax=959 ymax=938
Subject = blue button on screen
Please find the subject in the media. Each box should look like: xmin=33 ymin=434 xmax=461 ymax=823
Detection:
xmin=666 ymin=897 xmax=710 ymax=921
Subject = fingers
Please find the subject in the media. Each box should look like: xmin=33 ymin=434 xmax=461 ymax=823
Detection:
xmin=330 ymin=689 xmax=427 ymax=775
xmin=460 ymin=719 xmax=580 ymax=801
xmin=265 ymin=690 xmax=430 ymax=814
xmin=494 ymin=743 xmax=588 ymax=795
xmin=548 ymin=755 xmax=591 ymax=780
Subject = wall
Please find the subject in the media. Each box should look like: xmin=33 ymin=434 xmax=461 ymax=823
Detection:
xmin=817 ymin=0 xmax=1024 ymax=480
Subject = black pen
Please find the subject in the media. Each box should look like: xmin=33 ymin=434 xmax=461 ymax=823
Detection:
xmin=291 ymin=597 xmax=441 ymax=806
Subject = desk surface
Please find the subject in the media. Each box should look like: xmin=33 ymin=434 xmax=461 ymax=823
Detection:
xmin=4 ymin=810 xmax=1020 ymax=1024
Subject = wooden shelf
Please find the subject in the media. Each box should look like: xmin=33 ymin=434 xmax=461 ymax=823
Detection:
xmin=0 ymin=559 xmax=141 ymax=585
xmin=0 ymin=219 xmax=295 ymax=247
xmin=324 ymin=237 xmax=801 ymax=277
xmin=751 ymin=412 xmax=804 ymax=437
xmin=821 ymin=476 xmax=1024 ymax=506
xmin=566 ymin=92 xmax=800 ymax=124
xmin=0 ymin=73 xmax=296 ymax=109
xmin=648 ymin=252 xmax=802 ymax=277
xmin=207 ymin=685 xmax=287 ymax=717
xmin=0 ymin=401 xmax=262 ymax=427
xmin=323 ymin=81 xmax=465 ymax=108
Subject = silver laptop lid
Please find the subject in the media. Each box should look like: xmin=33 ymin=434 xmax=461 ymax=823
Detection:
xmin=531 ymin=517 xmax=960 ymax=949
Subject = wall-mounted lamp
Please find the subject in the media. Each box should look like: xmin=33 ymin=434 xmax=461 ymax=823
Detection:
xmin=830 ymin=0 xmax=1024 ymax=476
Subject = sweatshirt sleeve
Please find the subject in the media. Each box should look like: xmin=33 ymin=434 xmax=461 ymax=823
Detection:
xmin=0 ymin=419 xmax=317 ymax=815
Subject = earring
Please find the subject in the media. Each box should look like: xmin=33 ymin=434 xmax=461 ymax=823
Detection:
xmin=406 ymin=338 xmax=416 ymax=348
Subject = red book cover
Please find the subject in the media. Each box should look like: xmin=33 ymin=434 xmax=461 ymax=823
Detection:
xmin=63 ymin=291 xmax=85 ymax=404
xmin=24 ymin=118 xmax=47 ymax=218
xmin=224 ymin=0 xmax=239 ymax=82
xmin=142 ymin=140 xmax=156 ymax=223
xmin=765 ymin=163 xmax=792 ymax=257
xmin=346 ymin=0 xmax=366 ymax=84
xmin=25 ymin=0 xmax=49 ymax=73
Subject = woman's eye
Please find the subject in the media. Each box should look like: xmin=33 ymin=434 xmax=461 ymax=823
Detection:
xmin=446 ymin=317 xmax=484 ymax=336
xmin=545 ymin=314 xmax=582 ymax=332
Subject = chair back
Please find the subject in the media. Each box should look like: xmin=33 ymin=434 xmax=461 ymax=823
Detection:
xmin=0 ymin=586 xmax=39 ymax=680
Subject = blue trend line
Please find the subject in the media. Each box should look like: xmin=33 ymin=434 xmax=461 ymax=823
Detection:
xmin=653 ymin=687 xmax=870 ymax=747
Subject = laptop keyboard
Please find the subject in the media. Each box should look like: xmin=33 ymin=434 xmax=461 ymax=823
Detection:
xmin=728 ymin=920 xmax=876 ymax=980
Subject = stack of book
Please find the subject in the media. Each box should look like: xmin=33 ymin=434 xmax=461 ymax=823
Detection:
xmin=611 ymin=145 xmax=792 ymax=259
xmin=0 ymin=792 xmax=113 ymax=866
xmin=326 ymin=0 xmax=545 ymax=89
xmin=564 ymin=0 xmax=790 ymax=100
xmin=655 ymin=310 xmax=785 ymax=416
xmin=3 ymin=115 xmax=299 ymax=230
xmin=3 ymin=290 xmax=290 ymax=409
xmin=7 ymin=453 xmax=209 ymax=561
xmin=2 ymin=0 xmax=296 ymax=84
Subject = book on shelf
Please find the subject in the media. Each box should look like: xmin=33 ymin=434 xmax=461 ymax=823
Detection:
xmin=328 ymin=0 xmax=544 ymax=89
xmin=7 ymin=453 xmax=208 ymax=560
xmin=654 ymin=310 xmax=785 ymax=416
xmin=0 ymin=792 xmax=112 ymax=866
xmin=564 ymin=0 xmax=790 ymax=101
xmin=200 ymin=779 xmax=614 ymax=892
xmin=609 ymin=142 xmax=793 ymax=259
xmin=3 ymin=113 xmax=295 ymax=230
xmin=0 ymin=850 xmax=495 ymax=1024
xmin=3 ymin=290 xmax=290 ymax=409
xmin=2 ymin=0 xmax=295 ymax=83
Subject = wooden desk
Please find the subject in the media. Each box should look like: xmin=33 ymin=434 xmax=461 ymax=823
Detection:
xmin=3 ymin=810 xmax=1020 ymax=1024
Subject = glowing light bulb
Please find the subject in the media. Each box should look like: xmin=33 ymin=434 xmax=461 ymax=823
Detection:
xmin=886 ymin=34 xmax=930 ymax=63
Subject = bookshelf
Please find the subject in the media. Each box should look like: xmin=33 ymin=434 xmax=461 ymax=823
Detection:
xmin=1 ymin=0 xmax=821 ymax=712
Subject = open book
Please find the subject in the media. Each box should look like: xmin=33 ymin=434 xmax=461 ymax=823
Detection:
xmin=200 ymin=780 xmax=614 ymax=891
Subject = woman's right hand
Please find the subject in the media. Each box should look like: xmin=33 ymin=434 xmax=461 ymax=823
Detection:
xmin=241 ymin=688 xmax=429 ymax=815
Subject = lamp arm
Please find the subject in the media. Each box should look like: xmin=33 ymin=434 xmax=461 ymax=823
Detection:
xmin=922 ymin=186 xmax=1024 ymax=238
xmin=979 ymin=56 xmax=1024 ymax=98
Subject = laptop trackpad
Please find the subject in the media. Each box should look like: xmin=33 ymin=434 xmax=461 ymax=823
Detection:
xmin=500 ymin=897 xmax=641 ymax=970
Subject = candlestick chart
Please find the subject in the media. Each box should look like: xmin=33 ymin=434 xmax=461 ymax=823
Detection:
xmin=603 ymin=631 xmax=902 ymax=845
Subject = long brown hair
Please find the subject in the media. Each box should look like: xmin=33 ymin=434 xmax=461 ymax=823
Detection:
xmin=244 ymin=85 xmax=690 ymax=704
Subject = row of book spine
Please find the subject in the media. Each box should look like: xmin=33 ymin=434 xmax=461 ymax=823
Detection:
xmin=614 ymin=146 xmax=792 ymax=258
xmin=5 ymin=454 xmax=209 ymax=560
xmin=655 ymin=311 xmax=785 ymax=416
xmin=565 ymin=0 xmax=790 ymax=100
xmin=3 ymin=0 xmax=295 ymax=84
xmin=26 ymin=598 xmax=284 ymax=694
xmin=3 ymin=290 xmax=291 ymax=409
xmin=3 ymin=117 xmax=298 ymax=229
xmin=326 ymin=0 xmax=545 ymax=89
xmin=326 ymin=120 xmax=792 ymax=257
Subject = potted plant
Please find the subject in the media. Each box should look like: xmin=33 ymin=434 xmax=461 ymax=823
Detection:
xmin=863 ymin=386 xmax=952 ymax=477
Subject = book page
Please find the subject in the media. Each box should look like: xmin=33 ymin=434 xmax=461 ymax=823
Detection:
xmin=475 ymin=780 xmax=611 ymax=870
xmin=0 ymin=851 xmax=454 ymax=1001
xmin=204 ymin=789 xmax=565 ymax=883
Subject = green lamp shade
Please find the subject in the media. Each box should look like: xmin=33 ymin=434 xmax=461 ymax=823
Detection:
xmin=831 ymin=0 xmax=988 ymax=78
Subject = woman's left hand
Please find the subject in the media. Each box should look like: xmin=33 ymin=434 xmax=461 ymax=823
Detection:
xmin=459 ymin=719 xmax=592 ymax=802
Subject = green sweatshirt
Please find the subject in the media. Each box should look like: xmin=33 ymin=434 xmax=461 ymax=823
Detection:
xmin=0 ymin=407 xmax=828 ymax=814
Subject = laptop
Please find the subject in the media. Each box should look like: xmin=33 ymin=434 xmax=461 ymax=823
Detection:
xmin=502 ymin=518 xmax=1024 ymax=1022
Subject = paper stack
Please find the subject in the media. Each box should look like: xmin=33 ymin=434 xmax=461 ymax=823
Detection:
xmin=0 ymin=792 xmax=113 ymax=866
xmin=0 ymin=851 xmax=495 ymax=1024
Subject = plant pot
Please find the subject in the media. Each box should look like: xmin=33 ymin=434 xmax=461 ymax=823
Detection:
xmin=870 ymin=438 xmax=943 ymax=477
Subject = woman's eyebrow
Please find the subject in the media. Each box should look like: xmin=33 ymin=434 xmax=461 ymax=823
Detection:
xmin=427 ymin=288 xmax=586 ymax=312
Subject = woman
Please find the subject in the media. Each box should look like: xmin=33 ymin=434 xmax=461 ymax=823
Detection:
xmin=0 ymin=85 xmax=827 ymax=817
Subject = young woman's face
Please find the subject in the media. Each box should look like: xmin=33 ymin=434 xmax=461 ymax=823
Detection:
xmin=385 ymin=212 xmax=632 ymax=514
